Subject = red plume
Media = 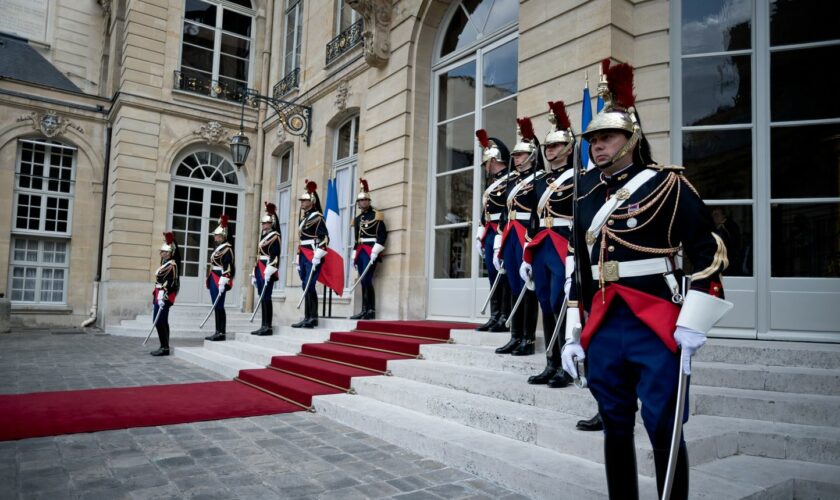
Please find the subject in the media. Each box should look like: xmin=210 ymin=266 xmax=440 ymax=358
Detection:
xmin=163 ymin=232 xmax=174 ymax=245
xmin=219 ymin=214 xmax=229 ymax=228
xmin=264 ymin=201 xmax=276 ymax=216
xmin=305 ymin=179 xmax=317 ymax=193
xmin=516 ymin=117 xmax=535 ymax=141
xmin=601 ymin=58 xmax=611 ymax=78
xmin=360 ymin=178 xmax=370 ymax=193
xmin=605 ymin=60 xmax=636 ymax=109
xmin=547 ymin=101 xmax=571 ymax=130
xmin=475 ymin=129 xmax=490 ymax=148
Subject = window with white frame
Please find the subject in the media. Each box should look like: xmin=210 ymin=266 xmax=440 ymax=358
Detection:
xmin=283 ymin=0 xmax=303 ymax=77
xmin=10 ymin=140 xmax=75 ymax=304
xmin=335 ymin=0 xmax=359 ymax=34
xmin=275 ymin=148 xmax=293 ymax=290
xmin=178 ymin=0 xmax=254 ymax=100
xmin=333 ymin=116 xmax=360 ymax=287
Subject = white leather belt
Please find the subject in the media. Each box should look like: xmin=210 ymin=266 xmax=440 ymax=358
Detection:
xmin=540 ymin=218 xmax=571 ymax=228
xmin=591 ymin=257 xmax=673 ymax=281
xmin=359 ymin=237 xmax=377 ymax=243
xmin=259 ymin=256 xmax=270 ymax=261
xmin=155 ymin=284 xmax=163 ymax=289
xmin=299 ymin=239 xmax=315 ymax=247
xmin=211 ymin=266 xmax=223 ymax=271
xmin=511 ymin=212 xmax=531 ymax=221
xmin=489 ymin=213 xmax=501 ymax=221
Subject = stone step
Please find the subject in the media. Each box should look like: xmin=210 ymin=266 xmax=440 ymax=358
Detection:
xmin=313 ymin=392 xmax=659 ymax=499
xmin=173 ymin=347 xmax=260 ymax=379
xmin=131 ymin=314 xmax=358 ymax=331
xmin=233 ymin=328 xmax=333 ymax=352
xmin=351 ymin=375 xmax=737 ymax=476
xmin=697 ymin=339 xmax=840 ymax=369
xmin=419 ymin=343 xmax=553 ymax=376
xmin=449 ymin=328 xmax=546 ymax=350
xmin=692 ymin=361 xmax=840 ymax=396
xmin=691 ymin=455 xmax=840 ymax=498
xmin=388 ymin=358 xmax=599 ymax=419
xmin=692 ymin=385 xmax=840 ymax=427
xmin=202 ymin=340 xmax=291 ymax=367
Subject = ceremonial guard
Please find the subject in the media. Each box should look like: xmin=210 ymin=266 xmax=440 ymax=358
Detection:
xmin=251 ymin=203 xmax=280 ymax=336
xmin=151 ymin=232 xmax=180 ymax=356
xmin=205 ymin=215 xmax=234 ymax=341
xmin=350 ymin=179 xmax=387 ymax=320
xmin=474 ymin=130 xmax=512 ymax=332
xmin=493 ymin=118 xmax=541 ymax=356
xmin=561 ymin=60 xmax=733 ymax=499
xmin=520 ymin=102 xmax=575 ymax=387
xmin=293 ymin=180 xmax=329 ymax=328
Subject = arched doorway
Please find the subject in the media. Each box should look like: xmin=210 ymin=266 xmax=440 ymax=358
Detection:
xmin=169 ymin=150 xmax=245 ymax=305
xmin=427 ymin=0 xmax=518 ymax=319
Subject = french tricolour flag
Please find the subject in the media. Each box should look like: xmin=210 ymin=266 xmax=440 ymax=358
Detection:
xmin=319 ymin=178 xmax=345 ymax=296
xmin=581 ymin=81 xmax=605 ymax=171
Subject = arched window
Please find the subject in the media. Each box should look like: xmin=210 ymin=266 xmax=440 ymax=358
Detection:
xmin=428 ymin=0 xmax=518 ymax=318
xmin=9 ymin=139 xmax=77 ymax=303
xmin=178 ymin=0 xmax=255 ymax=101
xmin=176 ymin=151 xmax=240 ymax=185
xmin=333 ymin=115 xmax=360 ymax=287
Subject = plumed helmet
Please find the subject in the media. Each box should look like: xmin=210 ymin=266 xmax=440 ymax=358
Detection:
xmin=544 ymin=101 xmax=575 ymax=147
xmin=511 ymin=117 xmax=537 ymax=156
xmin=583 ymin=59 xmax=642 ymax=139
xmin=298 ymin=179 xmax=322 ymax=213
xmin=212 ymin=214 xmax=229 ymax=238
xmin=160 ymin=231 xmax=177 ymax=254
xmin=475 ymin=129 xmax=510 ymax=167
xmin=261 ymin=202 xmax=280 ymax=232
xmin=356 ymin=178 xmax=371 ymax=201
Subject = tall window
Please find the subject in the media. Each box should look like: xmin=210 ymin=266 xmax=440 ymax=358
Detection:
xmin=432 ymin=0 xmax=518 ymax=281
xmin=333 ymin=116 xmax=360 ymax=287
xmin=283 ymin=0 xmax=303 ymax=77
xmin=335 ymin=0 xmax=359 ymax=34
xmin=178 ymin=0 xmax=254 ymax=100
xmin=275 ymin=149 xmax=294 ymax=290
xmin=9 ymin=139 xmax=76 ymax=304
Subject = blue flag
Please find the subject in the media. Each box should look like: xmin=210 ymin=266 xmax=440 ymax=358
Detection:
xmin=581 ymin=85 xmax=594 ymax=167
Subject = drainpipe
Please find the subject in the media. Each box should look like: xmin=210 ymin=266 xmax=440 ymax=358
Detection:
xmin=81 ymin=125 xmax=111 ymax=327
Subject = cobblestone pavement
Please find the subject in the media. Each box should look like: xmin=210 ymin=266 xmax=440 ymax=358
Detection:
xmin=0 ymin=329 xmax=523 ymax=500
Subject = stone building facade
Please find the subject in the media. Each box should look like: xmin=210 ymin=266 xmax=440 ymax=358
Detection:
xmin=1 ymin=0 xmax=838 ymax=342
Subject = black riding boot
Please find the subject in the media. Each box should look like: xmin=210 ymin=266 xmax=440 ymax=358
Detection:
xmin=351 ymin=286 xmax=367 ymax=319
xmin=604 ymin=434 xmax=639 ymax=500
xmin=257 ymin=298 xmax=273 ymax=335
xmin=292 ymin=292 xmax=308 ymax=328
xmin=653 ymin=425 xmax=689 ymax=500
xmin=151 ymin=324 xmax=170 ymax=356
xmin=528 ymin=311 xmax=558 ymax=384
xmin=512 ymin=291 xmax=537 ymax=356
xmin=576 ymin=413 xmax=604 ymax=431
xmin=489 ymin=280 xmax=511 ymax=332
xmin=547 ymin=312 xmax=572 ymax=387
xmin=476 ymin=285 xmax=500 ymax=331
xmin=495 ymin=288 xmax=522 ymax=354
xmin=206 ymin=309 xmax=226 ymax=341
xmin=252 ymin=290 xmax=267 ymax=334
xmin=363 ymin=287 xmax=376 ymax=319
xmin=301 ymin=292 xmax=318 ymax=328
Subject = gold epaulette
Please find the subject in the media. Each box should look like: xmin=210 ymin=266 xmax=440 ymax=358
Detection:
xmin=646 ymin=164 xmax=685 ymax=172
xmin=375 ymin=210 xmax=384 ymax=221
xmin=350 ymin=218 xmax=355 ymax=227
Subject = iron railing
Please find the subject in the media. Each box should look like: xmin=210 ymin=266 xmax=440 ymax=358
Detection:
xmin=326 ymin=18 xmax=364 ymax=66
xmin=273 ymin=67 xmax=300 ymax=99
xmin=174 ymin=70 xmax=249 ymax=103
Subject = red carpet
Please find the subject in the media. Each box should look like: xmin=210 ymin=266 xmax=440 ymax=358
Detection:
xmin=0 ymin=320 xmax=477 ymax=441
xmin=0 ymin=381 xmax=299 ymax=441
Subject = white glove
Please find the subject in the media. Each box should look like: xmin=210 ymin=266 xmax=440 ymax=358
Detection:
xmin=475 ymin=227 xmax=485 ymax=256
xmin=157 ymin=299 xmax=165 ymax=308
xmin=561 ymin=341 xmax=585 ymax=380
xmin=250 ymin=274 xmax=257 ymax=287
xmin=312 ymin=247 xmax=327 ymax=266
xmin=519 ymin=261 xmax=534 ymax=291
xmin=371 ymin=243 xmax=385 ymax=260
xmin=674 ymin=326 xmax=706 ymax=375
xmin=218 ymin=276 xmax=229 ymax=289
xmin=295 ymin=253 xmax=300 ymax=272
xmin=492 ymin=251 xmax=502 ymax=272
xmin=156 ymin=290 xmax=165 ymax=302
xmin=564 ymin=277 xmax=572 ymax=298
xmin=264 ymin=265 xmax=277 ymax=279
xmin=351 ymin=249 xmax=357 ymax=262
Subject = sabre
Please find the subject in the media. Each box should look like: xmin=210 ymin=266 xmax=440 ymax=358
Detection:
xmin=661 ymin=352 xmax=690 ymax=500
xmin=348 ymin=258 xmax=375 ymax=292
xmin=143 ymin=304 xmax=165 ymax=346
xmin=569 ymin=323 xmax=588 ymax=389
xmin=200 ymin=288 xmax=225 ymax=329
xmin=480 ymin=267 xmax=504 ymax=314
xmin=505 ymin=282 xmax=530 ymax=328
xmin=545 ymin=296 xmax=569 ymax=354
xmin=296 ymin=263 xmax=318 ymax=309
xmin=250 ymin=280 xmax=268 ymax=322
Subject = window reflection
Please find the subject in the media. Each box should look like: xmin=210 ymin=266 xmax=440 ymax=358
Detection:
xmin=436 ymin=170 xmax=473 ymax=226
xmin=711 ymin=205 xmax=753 ymax=276
xmin=435 ymin=226 xmax=471 ymax=278
xmin=770 ymin=0 xmax=840 ymax=47
xmin=437 ymin=114 xmax=476 ymax=173
xmin=681 ymin=0 xmax=751 ymax=55
xmin=438 ymin=61 xmax=476 ymax=121
xmin=683 ymin=129 xmax=752 ymax=199
xmin=771 ymin=45 xmax=840 ymax=122
xmin=682 ymin=55 xmax=751 ymax=126
xmin=483 ymin=40 xmax=517 ymax=103
xmin=771 ymin=203 xmax=840 ymax=277
xmin=482 ymin=97 xmax=517 ymax=153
